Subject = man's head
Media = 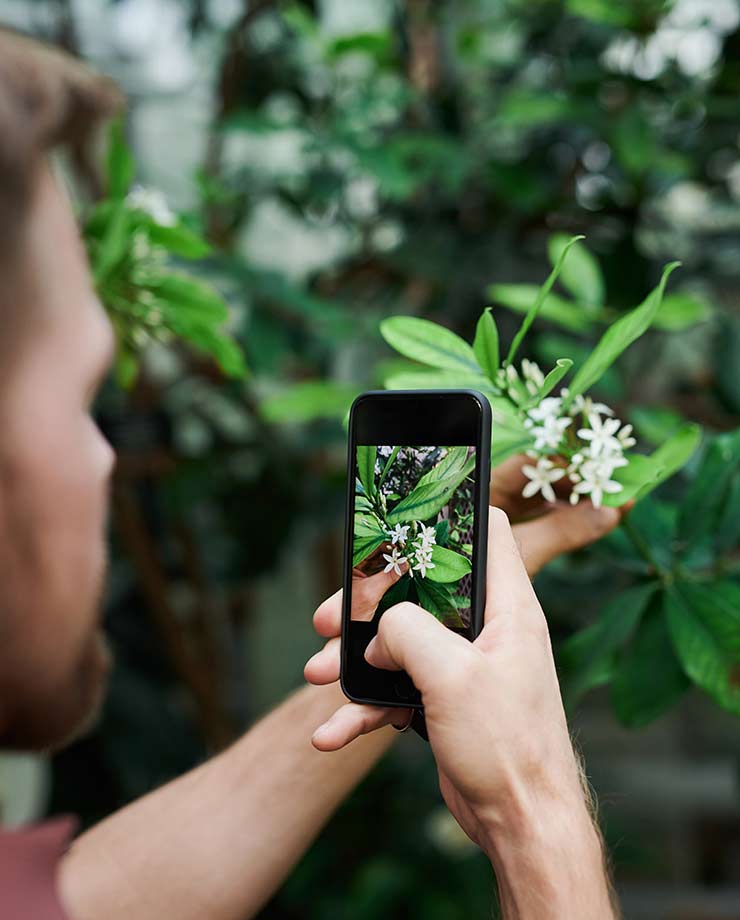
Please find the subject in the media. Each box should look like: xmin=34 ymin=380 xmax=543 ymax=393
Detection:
xmin=0 ymin=29 xmax=122 ymax=750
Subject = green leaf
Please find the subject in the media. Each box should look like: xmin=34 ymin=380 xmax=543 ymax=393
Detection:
xmin=147 ymin=223 xmax=211 ymax=260
xmin=383 ymin=370 xmax=494 ymax=392
xmin=714 ymin=473 xmax=740 ymax=556
xmin=548 ymin=234 xmax=604 ymax=307
xmin=414 ymin=578 xmax=465 ymax=628
xmin=92 ymin=202 xmax=130 ymax=284
xmin=356 ymin=446 xmax=377 ymax=500
xmin=678 ymin=430 xmax=740 ymax=547
xmin=652 ymin=292 xmax=712 ymax=332
xmin=387 ymin=475 xmax=465 ymax=525
xmin=521 ymin=359 xmax=572 ymax=408
xmin=416 ymin=447 xmax=474 ymax=488
xmin=629 ymin=406 xmax=687 ymax=446
xmin=261 ymin=381 xmax=358 ymax=423
xmin=611 ymin=600 xmax=690 ymax=728
xmin=378 ymin=446 xmax=401 ymax=488
xmin=380 ymin=316 xmax=480 ymax=374
xmin=106 ymin=120 xmax=134 ymax=199
xmin=565 ymin=262 xmax=680 ymax=403
xmin=488 ymin=284 xmax=593 ymax=333
xmin=426 ymin=544 xmax=472 ymax=583
xmin=666 ymin=583 xmax=740 ymax=716
xmin=473 ymin=308 xmax=499 ymax=380
xmin=434 ymin=519 xmax=450 ymax=546
xmin=353 ymin=534 xmax=387 ymax=567
xmin=149 ymin=275 xmax=229 ymax=323
xmin=560 ymin=582 xmax=658 ymax=705
xmin=602 ymin=454 xmax=664 ymax=508
xmin=505 ymin=235 xmax=585 ymax=366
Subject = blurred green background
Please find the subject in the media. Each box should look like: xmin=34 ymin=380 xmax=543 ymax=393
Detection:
xmin=1 ymin=1 xmax=740 ymax=917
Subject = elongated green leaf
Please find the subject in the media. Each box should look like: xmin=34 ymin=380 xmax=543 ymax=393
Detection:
xmin=678 ymin=430 xmax=740 ymax=546
xmin=666 ymin=583 xmax=740 ymax=716
xmin=261 ymin=381 xmax=357 ymax=423
xmin=560 ymin=582 xmax=658 ymax=705
xmin=387 ymin=475 xmax=464 ymax=525
xmin=634 ymin=424 xmax=701 ymax=500
xmin=93 ymin=203 xmax=129 ymax=284
xmin=505 ymin=235 xmax=585 ymax=366
xmin=473 ymin=308 xmax=499 ymax=380
xmin=414 ymin=577 xmax=465 ymax=627
xmin=147 ymin=222 xmax=211 ymax=260
xmin=602 ymin=454 xmax=664 ymax=508
xmin=488 ymin=284 xmax=593 ymax=333
xmin=356 ymin=445 xmax=377 ymax=500
xmin=611 ymin=600 xmax=690 ymax=728
xmin=565 ymin=262 xmax=680 ymax=402
xmin=353 ymin=534 xmax=387 ymax=567
xmin=652 ymin=292 xmax=712 ymax=331
xmin=384 ymin=370 xmax=494 ymax=392
xmin=548 ymin=233 xmax=604 ymax=307
xmin=354 ymin=513 xmax=386 ymax=538
xmin=417 ymin=447 xmax=474 ymax=489
xmin=378 ymin=446 xmax=400 ymax=489
xmin=715 ymin=473 xmax=740 ymax=555
xmin=107 ymin=120 xmax=134 ymax=199
xmin=149 ymin=275 xmax=229 ymax=322
xmin=521 ymin=358 xmax=572 ymax=408
xmin=426 ymin=544 xmax=472 ymax=583
xmin=380 ymin=316 xmax=480 ymax=374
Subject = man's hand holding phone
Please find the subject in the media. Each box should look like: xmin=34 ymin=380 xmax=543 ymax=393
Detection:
xmin=305 ymin=457 xmax=623 ymax=918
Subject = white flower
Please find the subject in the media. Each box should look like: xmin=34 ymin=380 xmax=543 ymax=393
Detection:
xmin=618 ymin=424 xmax=636 ymax=450
xmin=526 ymin=396 xmax=563 ymax=423
xmin=386 ymin=523 xmax=410 ymax=546
xmin=570 ymin=394 xmax=614 ymax=418
xmin=126 ymin=185 xmax=177 ymax=227
xmin=571 ymin=458 xmax=624 ymax=509
xmin=527 ymin=414 xmax=572 ymax=452
xmin=521 ymin=358 xmax=545 ymax=387
xmin=382 ymin=546 xmax=407 ymax=576
xmin=415 ymin=522 xmax=437 ymax=547
xmin=521 ymin=457 xmax=566 ymax=503
xmin=577 ymin=413 xmax=622 ymax=457
xmin=413 ymin=555 xmax=436 ymax=578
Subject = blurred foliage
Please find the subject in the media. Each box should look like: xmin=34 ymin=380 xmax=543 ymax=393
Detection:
xmin=40 ymin=0 xmax=740 ymax=914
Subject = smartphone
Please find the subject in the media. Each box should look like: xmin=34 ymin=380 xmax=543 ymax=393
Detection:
xmin=341 ymin=389 xmax=491 ymax=709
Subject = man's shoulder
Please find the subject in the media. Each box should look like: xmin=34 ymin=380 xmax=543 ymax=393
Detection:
xmin=0 ymin=816 xmax=77 ymax=920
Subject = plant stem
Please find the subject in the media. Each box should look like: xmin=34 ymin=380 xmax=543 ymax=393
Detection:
xmin=620 ymin=511 xmax=668 ymax=581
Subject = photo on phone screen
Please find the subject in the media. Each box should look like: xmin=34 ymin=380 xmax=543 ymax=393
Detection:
xmin=351 ymin=444 xmax=477 ymax=631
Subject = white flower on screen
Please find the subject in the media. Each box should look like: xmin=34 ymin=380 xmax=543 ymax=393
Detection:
xmin=577 ymin=413 xmax=623 ymax=458
xmin=386 ymin=523 xmax=410 ymax=546
xmin=382 ymin=546 xmax=407 ymax=576
xmin=413 ymin=555 xmax=435 ymax=578
xmin=415 ymin=522 xmax=437 ymax=547
xmin=570 ymin=457 xmax=625 ymax=509
xmin=522 ymin=457 xmax=566 ymax=503
xmin=126 ymin=185 xmax=177 ymax=226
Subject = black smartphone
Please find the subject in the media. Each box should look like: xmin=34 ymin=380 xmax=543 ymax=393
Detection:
xmin=340 ymin=389 xmax=491 ymax=709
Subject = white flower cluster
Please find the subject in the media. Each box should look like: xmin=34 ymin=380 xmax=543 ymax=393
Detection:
xmin=495 ymin=358 xmax=546 ymax=405
xmin=516 ymin=363 xmax=637 ymax=509
xmin=382 ymin=521 xmax=437 ymax=578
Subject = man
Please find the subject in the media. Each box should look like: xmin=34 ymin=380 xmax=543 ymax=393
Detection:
xmin=0 ymin=27 xmax=624 ymax=919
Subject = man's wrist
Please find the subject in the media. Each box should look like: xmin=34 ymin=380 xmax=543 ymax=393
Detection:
xmin=479 ymin=781 xmax=617 ymax=919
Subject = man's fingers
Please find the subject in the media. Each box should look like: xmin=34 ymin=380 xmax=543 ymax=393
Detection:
xmin=482 ymin=506 xmax=542 ymax=631
xmin=311 ymin=703 xmax=405 ymax=752
xmin=513 ymin=501 xmax=620 ymax=577
xmin=313 ymin=588 xmax=342 ymax=638
xmin=364 ymin=601 xmax=472 ymax=694
xmin=304 ymin=637 xmax=340 ymax=685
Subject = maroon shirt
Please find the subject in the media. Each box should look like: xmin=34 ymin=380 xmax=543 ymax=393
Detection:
xmin=0 ymin=818 xmax=75 ymax=919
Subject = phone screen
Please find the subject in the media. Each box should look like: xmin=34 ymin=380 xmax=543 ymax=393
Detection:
xmin=342 ymin=391 xmax=490 ymax=708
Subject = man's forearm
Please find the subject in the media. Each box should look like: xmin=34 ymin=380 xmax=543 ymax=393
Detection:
xmin=59 ymin=683 xmax=393 ymax=920
xmin=482 ymin=787 xmax=618 ymax=919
